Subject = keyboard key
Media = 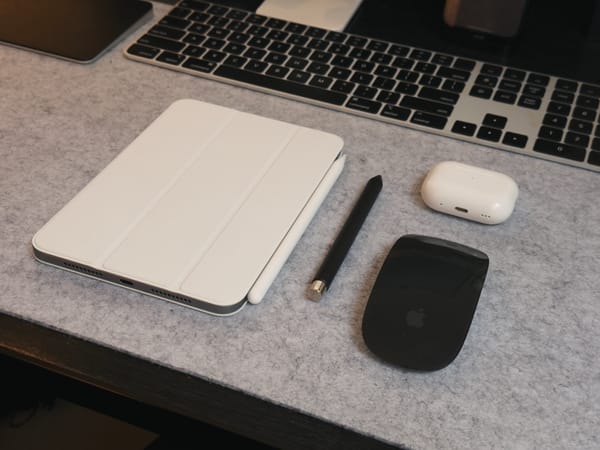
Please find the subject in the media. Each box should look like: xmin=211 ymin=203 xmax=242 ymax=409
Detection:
xmin=475 ymin=75 xmax=498 ymax=88
xmin=157 ymin=51 xmax=186 ymax=65
xmin=182 ymin=57 xmax=216 ymax=73
xmin=381 ymin=105 xmax=411 ymax=121
xmin=410 ymin=111 xmax=448 ymax=129
xmin=538 ymin=126 xmax=563 ymax=141
xmin=483 ymin=114 xmax=507 ymax=129
xmin=518 ymin=95 xmax=541 ymax=109
xmin=569 ymin=119 xmax=594 ymax=135
xmin=215 ymin=65 xmax=347 ymax=104
xmin=469 ymin=85 xmax=492 ymax=99
xmin=480 ymin=64 xmax=503 ymax=76
xmin=498 ymin=79 xmax=521 ymax=92
xmin=376 ymin=90 xmax=400 ymax=104
xmin=418 ymin=87 xmax=459 ymax=104
xmin=565 ymin=132 xmax=589 ymax=148
xmin=527 ymin=73 xmax=550 ymax=86
xmin=493 ymin=91 xmax=517 ymax=104
xmin=533 ymin=139 xmax=585 ymax=161
xmin=580 ymin=84 xmax=600 ymax=98
xmin=437 ymin=66 xmax=471 ymax=81
xmin=589 ymin=150 xmax=600 ymax=165
xmin=127 ymin=44 xmax=160 ymax=59
xmin=593 ymin=138 xmax=600 ymax=151
xmin=477 ymin=126 xmax=502 ymax=142
xmin=522 ymin=84 xmax=546 ymax=97
xmin=543 ymin=113 xmax=568 ymax=128
xmin=576 ymin=95 xmax=599 ymax=109
xmin=547 ymin=101 xmax=571 ymax=116
xmin=502 ymin=132 xmax=528 ymax=148
xmin=150 ymin=25 xmax=186 ymax=40
xmin=346 ymin=96 xmax=382 ymax=114
xmin=441 ymin=79 xmax=465 ymax=93
xmin=451 ymin=120 xmax=476 ymax=136
xmin=454 ymin=58 xmax=475 ymax=71
xmin=309 ymin=75 xmax=334 ymax=89
xmin=552 ymin=90 xmax=575 ymax=104
xmin=556 ymin=79 xmax=578 ymax=92
xmin=331 ymin=80 xmax=355 ymax=94
xmin=504 ymin=68 xmax=526 ymax=81
xmin=265 ymin=64 xmax=289 ymax=78
xmin=572 ymin=107 xmax=596 ymax=122
xmin=138 ymin=34 xmax=186 ymax=52
xmin=400 ymin=96 xmax=453 ymax=116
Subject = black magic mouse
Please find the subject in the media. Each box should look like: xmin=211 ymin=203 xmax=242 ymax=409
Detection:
xmin=362 ymin=235 xmax=489 ymax=371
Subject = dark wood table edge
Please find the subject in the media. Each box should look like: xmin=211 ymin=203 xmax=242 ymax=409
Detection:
xmin=0 ymin=311 xmax=402 ymax=449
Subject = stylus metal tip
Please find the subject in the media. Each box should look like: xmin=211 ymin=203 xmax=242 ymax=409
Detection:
xmin=307 ymin=280 xmax=327 ymax=302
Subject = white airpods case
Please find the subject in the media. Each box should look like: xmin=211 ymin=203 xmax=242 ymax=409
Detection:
xmin=421 ymin=161 xmax=519 ymax=224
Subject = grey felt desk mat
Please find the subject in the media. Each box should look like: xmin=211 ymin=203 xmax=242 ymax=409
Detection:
xmin=1 ymin=4 xmax=599 ymax=449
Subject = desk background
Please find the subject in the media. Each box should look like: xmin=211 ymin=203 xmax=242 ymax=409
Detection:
xmin=2 ymin=3 xmax=599 ymax=449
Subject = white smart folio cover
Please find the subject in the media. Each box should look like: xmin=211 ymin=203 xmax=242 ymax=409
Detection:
xmin=32 ymin=99 xmax=345 ymax=316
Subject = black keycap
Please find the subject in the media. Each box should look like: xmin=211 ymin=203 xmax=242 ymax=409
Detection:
xmin=288 ymin=69 xmax=310 ymax=83
xmin=410 ymin=111 xmax=448 ymax=129
xmin=522 ymin=84 xmax=545 ymax=97
xmin=182 ymin=57 xmax=216 ymax=73
xmin=437 ymin=66 xmax=471 ymax=81
xmin=569 ymin=119 xmax=594 ymax=135
xmin=547 ymin=101 xmax=571 ymax=116
xmin=469 ymin=85 xmax=492 ymax=99
xmin=432 ymin=54 xmax=453 ymax=66
xmin=498 ymin=79 xmax=521 ymax=92
xmin=483 ymin=114 xmax=507 ymax=129
xmin=381 ymin=105 xmax=411 ymax=121
xmin=480 ymin=64 xmax=503 ymax=76
xmin=533 ymin=139 xmax=586 ymax=161
xmin=527 ymin=73 xmax=550 ymax=86
xmin=157 ymin=51 xmax=185 ymax=65
xmin=418 ymin=87 xmax=459 ymax=104
xmin=556 ymin=79 xmax=578 ymax=92
xmin=150 ymin=25 xmax=186 ymax=40
xmin=504 ymin=68 xmax=526 ymax=81
xmin=442 ymin=79 xmax=465 ymax=93
xmin=183 ymin=45 xmax=206 ymax=58
xmin=395 ymin=82 xmax=418 ymax=95
xmin=400 ymin=96 xmax=453 ymax=116
xmin=543 ymin=113 xmax=568 ymax=128
xmin=502 ymin=132 xmax=528 ymax=148
xmin=572 ymin=107 xmax=597 ymax=122
xmin=266 ymin=65 xmax=290 ymax=78
xmin=475 ymin=75 xmax=498 ymax=88
xmin=581 ymin=84 xmax=600 ymax=98
xmin=346 ymin=96 xmax=382 ymax=114
xmin=565 ymin=132 xmax=590 ymax=148
xmin=158 ymin=16 xmax=190 ymax=29
xmin=215 ymin=65 xmax=347 ymax=105
xmin=127 ymin=44 xmax=160 ymax=59
xmin=589 ymin=150 xmax=600 ymax=165
xmin=593 ymin=138 xmax=600 ymax=151
xmin=552 ymin=90 xmax=575 ymax=104
xmin=518 ymin=95 xmax=541 ymax=109
xmin=477 ymin=126 xmax=502 ymax=142
xmin=493 ymin=91 xmax=517 ymax=104
xmin=576 ymin=95 xmax=599 ymax=109
xmin=538 ymin=126 xmax=563 ymax=141
xmin=309 ymin=75 xmax=334 ymax=89
xmin=376 ymin=90 xmax=400 ymax=104
xmin=451 ymin=120 xmax=476 ymax=136
xmin=354 ymin=85 xmax=377 ymax=99
xmin=331 ymin=80 xmax=355 ymax=94
xmin=138 ymin=34 xmax=186 ymax=52
xmin=454 ymin=58 xmax=475 ymax=71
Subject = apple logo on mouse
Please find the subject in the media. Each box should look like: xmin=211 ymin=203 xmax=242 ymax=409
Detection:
xmin=405 ymin=308 xmax=425 ymax=328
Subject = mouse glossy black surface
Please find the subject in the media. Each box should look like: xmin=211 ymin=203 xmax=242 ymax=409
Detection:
xmin=362 ymin=235 xmax=489 ymax=371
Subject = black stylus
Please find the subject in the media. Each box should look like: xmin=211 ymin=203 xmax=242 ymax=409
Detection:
xmin=307 ymin=175 xmax=383 ymax=301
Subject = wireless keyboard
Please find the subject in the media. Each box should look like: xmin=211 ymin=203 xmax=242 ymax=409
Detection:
xmin=125 ymin=0 xmax=600 ymax=172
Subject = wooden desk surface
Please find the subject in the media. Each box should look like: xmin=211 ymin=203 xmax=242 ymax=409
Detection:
xmin=1 ymin=3 xmax=599 ymax=448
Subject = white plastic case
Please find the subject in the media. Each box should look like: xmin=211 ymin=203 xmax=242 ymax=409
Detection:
xmin=421 ymin=161 xmax=518 ymax=224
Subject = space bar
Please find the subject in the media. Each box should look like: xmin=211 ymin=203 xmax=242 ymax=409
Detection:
xmin=214 ymin=66 xmax=347 ymax=106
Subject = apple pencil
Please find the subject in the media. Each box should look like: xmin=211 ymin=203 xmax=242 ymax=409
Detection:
xmin=247 ymin=153 xmax=346 ymax=304
xmin=307 ymin=174 xmax=382 ymax=301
